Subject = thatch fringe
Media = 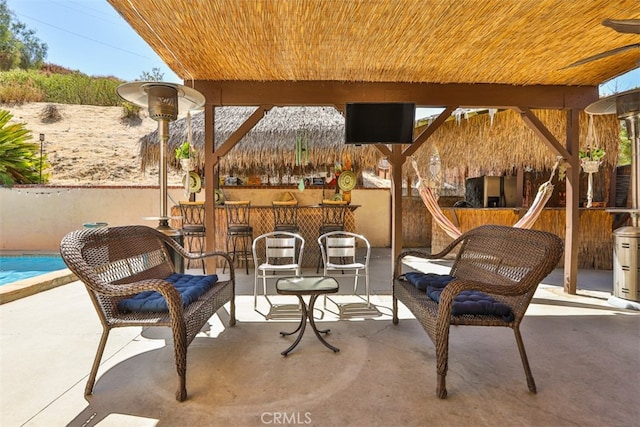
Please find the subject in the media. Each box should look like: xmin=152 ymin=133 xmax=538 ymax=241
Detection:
xmin=139 ymin=107 xmax=620 ymax=181
xmin=411 ymin=109 xmax=620 ymax=183
xmin=139 ymin=106 xmax=381 ymax=176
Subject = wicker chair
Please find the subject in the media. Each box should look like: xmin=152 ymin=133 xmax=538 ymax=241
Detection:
xmin=60 ymin=225 xmax=236 ymax=402
xmin=392 ymin=225 xmax=563 ymax=398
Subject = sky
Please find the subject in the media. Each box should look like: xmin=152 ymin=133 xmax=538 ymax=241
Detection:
xmin=6 ymin=0 xmax=640 ymax=119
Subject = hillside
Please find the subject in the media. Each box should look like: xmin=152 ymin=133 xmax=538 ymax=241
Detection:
xmin=5 ymin=102 xmax=183 ymax=186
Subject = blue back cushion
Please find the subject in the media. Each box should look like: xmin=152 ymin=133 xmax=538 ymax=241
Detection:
xmin=404 ymin=272 xmax=455 ymax=290
xmin=403 ymin=272 xmax=514 ymax=322
xmin=117 ymin=273 xmax=218 ymax=313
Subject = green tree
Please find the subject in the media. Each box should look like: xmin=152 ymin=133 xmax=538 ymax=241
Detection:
xmin=618 ymin=121 xmax=631 ymax=166
xmin=139 ymin=67 xmax=164 ymax=81
xmin=0 ymin=0 xmax=47 ymax=70
xmin=0 ymin=109 xmax=48 ymax=186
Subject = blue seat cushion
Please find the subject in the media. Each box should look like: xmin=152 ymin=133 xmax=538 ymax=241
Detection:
xmin=117 ymin=273 xmax=218 ymax=313
xmin=403 ymin=272 xmax=455 ymax=290
xmin=403 ymin=272 xmax=515 ymax=322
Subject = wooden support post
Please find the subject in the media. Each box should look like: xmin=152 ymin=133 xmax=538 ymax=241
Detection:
xmin=391 ymin=145 xmax=405 ymax=273
xmin=204 ymin=105 xmax=216 ymax=273
xmin=564 ymin=109 xmax=580 ymax=294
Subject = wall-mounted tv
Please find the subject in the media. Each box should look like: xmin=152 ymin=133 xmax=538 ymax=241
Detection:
xmin=345 ymin=102 xmax=415 ymax=144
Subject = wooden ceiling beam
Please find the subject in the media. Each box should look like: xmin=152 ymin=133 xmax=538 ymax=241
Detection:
xmin=403 ymin=106 xmax=458 ymax=158
xmin=516 ymin=106 xmax=571 ymax=159
xmin=211 ymin=104 xmax=273 ymax=165
xmin=194 ymin=81 xmax=599 ymax=110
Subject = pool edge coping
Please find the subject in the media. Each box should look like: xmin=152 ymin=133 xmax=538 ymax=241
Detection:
xmin=0 ymin=269 xmax=78 ymax=304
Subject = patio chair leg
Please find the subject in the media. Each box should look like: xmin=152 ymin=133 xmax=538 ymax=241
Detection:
xmin=514 ymin=326 xmax=537 ymax=393
xmin=435 ymin=329 xmax=450 ymax=399
xmin=85 ymin=328 xmax=110 ymax=397
xmin=173 ymin=328 xmax=188 ymax=402
xmin=436 ymin=355 xmax=448 ymax=399
xmin=392 ymin=296 xmax=399 ymax=325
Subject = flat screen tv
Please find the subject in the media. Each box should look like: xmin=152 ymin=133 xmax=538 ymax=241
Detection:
xmin=345 ymin=102 xmax=415 ymax=144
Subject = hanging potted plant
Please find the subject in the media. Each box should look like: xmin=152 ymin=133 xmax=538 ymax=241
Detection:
xmin=579 ymin=147 xmax=605 ymax=173
xmin=175 ymin=141 xmax=195 ymax=171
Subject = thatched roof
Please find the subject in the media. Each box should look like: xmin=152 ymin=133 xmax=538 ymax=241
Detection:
xmin=109 ymin=0 xmax=639 ymax=87
xmin=411 ymin=109 xmax=620 ymax=180
xmin=139 ymin=106 xmax=381 ymax=175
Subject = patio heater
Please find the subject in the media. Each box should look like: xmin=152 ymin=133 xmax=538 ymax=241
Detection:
xmin=116 ymin=82 xmax=205 ymax=233
xmin=586 ymin=88 xmax=640 ymax=304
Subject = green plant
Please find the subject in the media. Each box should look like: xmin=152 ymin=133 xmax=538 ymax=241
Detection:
xmin=579 ymin=147 xmax=605 ymax=162
xmin=175 ymin=141 xmax=194 ymax=160
xmin=0 ymin=68 xmax=124 ymax=105
xmin=0 ymin=109 xmax=49 ymax=186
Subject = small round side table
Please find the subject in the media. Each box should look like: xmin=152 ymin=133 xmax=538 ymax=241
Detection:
xmin=276 ymin=276 xmax=340 ymax=356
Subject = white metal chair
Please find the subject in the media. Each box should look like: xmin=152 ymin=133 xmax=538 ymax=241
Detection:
xmin=318 ymin=231 xmax=371 ymax=308
xmin=252 ymin=231 xmax=305 ymax=310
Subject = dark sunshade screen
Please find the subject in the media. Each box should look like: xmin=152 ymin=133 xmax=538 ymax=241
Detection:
xmin=345 ymin=103 xmax=415 ymax=144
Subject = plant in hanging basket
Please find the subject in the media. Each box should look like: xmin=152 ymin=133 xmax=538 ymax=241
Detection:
xmin=579 ymin=147 xmax=605 ymax=162
xmin=175 ymin=141 xmax=195 ymax=171
xmin=579 ymin=148 xmax=605 ymax=173
xmin=175 ymin=141 xmax=194 ymax=160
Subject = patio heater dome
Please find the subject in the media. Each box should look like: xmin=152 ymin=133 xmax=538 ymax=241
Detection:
xmin=116 ymin=82 xmax=205 ymax=120
xmin=116 ymin=82 xmax=205 ymax=232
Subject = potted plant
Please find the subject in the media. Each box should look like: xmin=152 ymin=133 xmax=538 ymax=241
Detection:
xmin=175 ymin=141 xmax=195 ymax=171
xmin=579 ymin=147 xmax=605 ymax=174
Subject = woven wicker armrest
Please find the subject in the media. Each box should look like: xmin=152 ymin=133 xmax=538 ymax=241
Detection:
xmin=92 ymin=278 xmax=179 ymax=296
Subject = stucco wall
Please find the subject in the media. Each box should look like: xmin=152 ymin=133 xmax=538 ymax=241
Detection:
xmin=0 ymin=186 xmax=391 ymax=252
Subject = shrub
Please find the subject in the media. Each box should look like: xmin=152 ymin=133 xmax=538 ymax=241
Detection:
xmin=120 ymin=101 xmax=142 ymax=125
xmin=0 ymin=68 xmax=124 ymax=106
xmin=39 ymin=103 xmax=62 ymax=123
xmin=0 ymin=109 xmax=49 ymax=186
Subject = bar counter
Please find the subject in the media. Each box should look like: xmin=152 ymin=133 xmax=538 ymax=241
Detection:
xmin=172 ymin=204 xmax=358 ymax=268
xmin=431 ymin=207 xmax=615 ymax=269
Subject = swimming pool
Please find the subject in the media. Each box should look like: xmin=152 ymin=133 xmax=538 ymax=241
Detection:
xmin=0 ymin=255 xmax=68 ymax=286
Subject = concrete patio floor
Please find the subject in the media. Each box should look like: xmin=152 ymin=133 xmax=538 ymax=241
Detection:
xmin=1 ymin=249 xmax=639 ymax=426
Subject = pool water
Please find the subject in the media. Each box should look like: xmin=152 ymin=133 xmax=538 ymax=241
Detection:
xmin=0 ymin=256 xmax=68 ymax=286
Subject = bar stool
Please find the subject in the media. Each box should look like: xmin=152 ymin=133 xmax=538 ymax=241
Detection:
xmin=316 ymin=203 xmax=347 ymax=273
xmin=272 ymin=201 xmax=299 ymax=233
xmin=224 ymin=201 xmax=254 ymax=274
xmin=178 ymin=201 xmax=206 ymax=273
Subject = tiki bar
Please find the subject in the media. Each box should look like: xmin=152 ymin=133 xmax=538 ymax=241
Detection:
xmin=138 ymin=105 xmax=627 ymax=271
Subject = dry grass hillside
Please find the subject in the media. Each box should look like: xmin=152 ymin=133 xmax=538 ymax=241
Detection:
xmin=4 ymin=102 xmax=183 ymax=186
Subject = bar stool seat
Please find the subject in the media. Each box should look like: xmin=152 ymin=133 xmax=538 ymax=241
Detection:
xmin=316 ymin=203 xmax=348 ymax=273
xmin=272 ymin=200 xmax=299 ymax=234
xmin=179 ymin=201 xmax=206 ymax=273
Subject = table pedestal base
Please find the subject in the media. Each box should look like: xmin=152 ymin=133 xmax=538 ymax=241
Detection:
xmin=280 ymin=294 xmax=339 ymax=356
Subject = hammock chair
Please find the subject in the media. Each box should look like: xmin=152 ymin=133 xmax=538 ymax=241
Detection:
xmin=411 ymin=157 xmax=562 ymax=239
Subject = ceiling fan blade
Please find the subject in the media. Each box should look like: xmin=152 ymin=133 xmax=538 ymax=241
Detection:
xmin=602 ymin=18 xmax=640 ymax=34
xmin=563 ymin=43 xmax=640 ymax=68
